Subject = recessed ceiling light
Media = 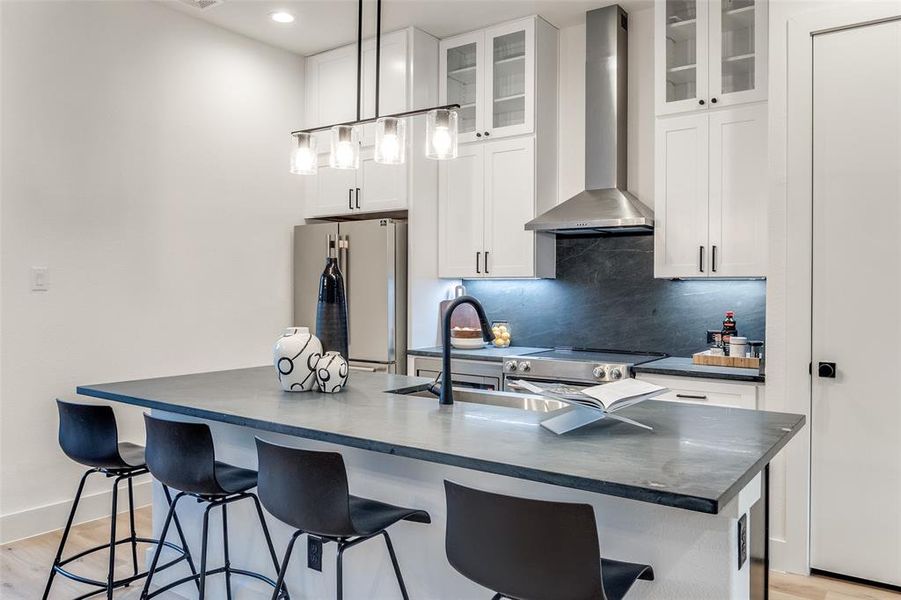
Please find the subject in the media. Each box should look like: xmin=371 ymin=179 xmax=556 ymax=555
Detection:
xmin=270 ymin=11 xmax=295 ymax=24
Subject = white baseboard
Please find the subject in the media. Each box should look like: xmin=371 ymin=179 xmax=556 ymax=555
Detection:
xmin=0 ymin=478 xmax=152 ymax=544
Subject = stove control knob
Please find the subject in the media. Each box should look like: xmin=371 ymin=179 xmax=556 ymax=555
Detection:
xmin=593 ymin=366 xmax=607 ymax=380
xmin=504 ymin=360 xmax=518 ymax=372
xmin=610 ymin=368 xmax=623 ymax=380
xmin=519 ymin=361 xmax=531 ymax=372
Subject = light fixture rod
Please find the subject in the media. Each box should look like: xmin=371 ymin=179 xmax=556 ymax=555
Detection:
xmin=375 ymin=0 xmax=381 ymax=118
xmin=355 ymin=0 xmax=363 ymax=122
xmin=291 ymin=104 xmax=460 ymax=135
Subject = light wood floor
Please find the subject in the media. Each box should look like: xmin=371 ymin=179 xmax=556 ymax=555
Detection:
xmin=2 ymin=507 xmax=898 ymax=599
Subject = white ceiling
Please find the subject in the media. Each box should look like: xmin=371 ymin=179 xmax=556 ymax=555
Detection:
xmin=164 ymin=0 xmax=654 ymax=56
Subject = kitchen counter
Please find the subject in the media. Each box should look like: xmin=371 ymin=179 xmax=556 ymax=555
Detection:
xmin=634 ymin=356 xmax=765 ymax=383
xmin=78 ymin=366 xmax=802 ymax=599
xmin=407 ymin=345 xmax=550 ymax=362
xmin=79 ymin=366 xmax=795 ymax=514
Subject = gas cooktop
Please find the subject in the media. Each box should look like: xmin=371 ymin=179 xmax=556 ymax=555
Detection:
xmin=504 ymin=347 xmax=666 ymax=385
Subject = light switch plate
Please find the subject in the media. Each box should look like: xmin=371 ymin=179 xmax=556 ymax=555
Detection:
xmin=31 ymin=267 xmax=49 ymax=292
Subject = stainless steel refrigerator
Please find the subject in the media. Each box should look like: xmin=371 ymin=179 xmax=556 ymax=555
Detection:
xmin=293 ymin=219 xmax=407 ymax=374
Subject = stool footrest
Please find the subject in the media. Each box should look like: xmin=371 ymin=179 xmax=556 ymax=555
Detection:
xmin=51 ymin=538 xmax=188 ymax=589
xmin=144 ymin=565 xmax=286 ymax=599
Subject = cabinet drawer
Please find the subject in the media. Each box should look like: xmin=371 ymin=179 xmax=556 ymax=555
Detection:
xmin=636 ymin=373 xmax=758 ymax=410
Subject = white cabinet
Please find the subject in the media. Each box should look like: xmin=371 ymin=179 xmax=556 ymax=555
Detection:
xmin=635 ymin=373 xmax=760 ymax=410
xmin=656 ymin=0 xmax=767 ymax=116
xmin=655 ymin=103 xmax=767 ymax=278
xmin=438 ymin=16 xmax=557 ymax=279
xmin=302 ymin=29 xmax=439 ymax=219
xmin=440 ymin=17 xmax=544 ymax=143
xmin=439 ymin=138 xmax=552 ymax=278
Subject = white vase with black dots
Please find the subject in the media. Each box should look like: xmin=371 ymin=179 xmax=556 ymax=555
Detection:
xmin=315 ymin=351 xmax=349 ymax=393
xmin=273 ymin=327 xmax=323 ymax=392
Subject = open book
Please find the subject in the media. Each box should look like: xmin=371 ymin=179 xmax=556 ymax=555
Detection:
xmin=509 ymin=378 xmax=667 ymax=413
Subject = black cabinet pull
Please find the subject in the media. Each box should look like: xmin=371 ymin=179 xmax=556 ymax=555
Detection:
xmin=476 ymin=132 xmax=482 ymax=138
xmin=484 ymin=131 xmax=490 ymax=137
xmin=711 ymin=97 xmax=718 ymax=104
xmin=699 ymin=99 xmax=706 ymax=105
xmin=818 ymin=362 xmax=837 ymax=378
xmin=355 ymin=187 xmax=360 ymax=209
xmin=484 ymin=251 xmax=490 ymax=274
xmin=476 ymin=252 xmax=481 ymax=274
xmin=676 ymin=393 xmax=708 ymax=400
xmin=699 ymin=246 xmax=705 ymax=272
xmin=712 ymin=245 xmax=718 ymax=272
xmin=348 ymin=188 xmax=353 ymax=210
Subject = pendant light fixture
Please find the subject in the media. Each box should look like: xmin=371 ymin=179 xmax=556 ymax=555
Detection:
xmin=290 ymin=132 xmax=318 ymax=175
xmin=289 ymin=0 xmax=459 ymax=174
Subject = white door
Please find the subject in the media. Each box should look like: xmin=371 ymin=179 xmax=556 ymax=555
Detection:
xmin=484 ymin=18 xmax=534 ymax=140
xmin=654 ymin=113 xmax=709 ymax=277
xmin=357 ymin=149 xmax=408 ymax=213
xmin=708 ymin=0 xmax=768 ymax=108
xmin=810 ymin=19 xmax=901 ymax=587
xmin=438 ymin=144 xmax=484 ymax=278
xmin=655 ymin=0 xmax=710 ymax=115
xmin=483 ymin=137 xmax=535 ymax=277
xmin=440 ymin=31 xmax=485 ymax=145
xmin=708 ymin=103 xmax=767 ymax=277
xmin=306 ymin=155 xmax=357 ymax=218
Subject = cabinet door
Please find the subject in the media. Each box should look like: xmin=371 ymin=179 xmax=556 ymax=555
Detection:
xmin=440 ymin=32 xmax=484 ymax=145
xmin=483 ymin=137 xmax=535 ymax=277
xmin=655 ymin=0 xmax=710 ymax=115
xmin=357 ymin=149 xmax=408 ymax=213
xmin=654 ymin=113 xmax=710 ymax=277
xmin=484 ymin=18 xmax=534 ymax=139
xmin=708 ymin=104 xmax=767 ymax=277
xmin=306 ymin=45 xmax=359 ymax=150
xmin=360 ymin=30 xmax=409 ymax=144
xmin=438 ymin=144 xmax=485 ymax=278
xmin=305 ymin=155 xmax=357 ymax=218
xmin=635 ymin=374 xmax=758 ymax=410
xmin=709 ymin=0 xmax=767 ymax=107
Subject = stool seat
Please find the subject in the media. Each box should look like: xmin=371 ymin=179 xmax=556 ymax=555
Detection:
xmin=214 ymin=461 xmax=259 ymax=494
xmin=348 ymin=495 xmax=431 ymax=536
xmin=600 ymin=558 xmax=655 ymax=600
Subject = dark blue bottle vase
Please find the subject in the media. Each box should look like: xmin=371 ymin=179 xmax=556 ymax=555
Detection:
xmin=316 ymin=255 xmax=348 ymax=360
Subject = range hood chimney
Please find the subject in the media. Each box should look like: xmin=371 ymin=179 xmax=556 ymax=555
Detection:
xmin=525 ymin=4 xmax=653 ymax=235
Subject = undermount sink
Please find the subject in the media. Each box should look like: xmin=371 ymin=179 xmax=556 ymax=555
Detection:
xmin=385 ymin=384 xmax=566 ymax=413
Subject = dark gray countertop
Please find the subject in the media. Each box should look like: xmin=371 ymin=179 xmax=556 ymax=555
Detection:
xmin=407 ymin=345 xmax=550 ymax=362
xmin=77 ymin=367 xmax=801 ymax=514
xmin=634 ymin=357 xmax=765 ymax=383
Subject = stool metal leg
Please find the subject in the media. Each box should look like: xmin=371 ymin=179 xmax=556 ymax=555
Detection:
xmin=128 ymin=477 xmax=139 ymax=578
xmin=336 ymin=542 xmax=346 ymax=600
xmin=222 ymin=502 xmax=233 ymax=600
xmin=162 ymin=484 xmax=199 ymax=589
xmin=42 ymin=468 xmax=97 ymax=600
xmin=250 ymin=492 xmax=283 ymax=577
xmin=106 ymin=474 xmax=123 ymax=600
xmin=271 ymin=530 xmax=303 ymax=600
xmin=198 ymin=502 xmax=214 ymax=600
xmin=381 ymin=531 xmax=410 ymax=600
xmin=140 ymin=491 xmax=184 ymax=599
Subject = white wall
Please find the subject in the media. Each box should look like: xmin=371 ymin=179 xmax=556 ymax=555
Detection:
xmin=556 ymin=7 xmax=655 ymax=208
xmin=0 ymin=0 xmax=305 ymax=542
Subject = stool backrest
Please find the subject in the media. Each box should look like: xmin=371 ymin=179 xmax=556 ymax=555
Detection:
xmin=444 ymin=481 xmax=605 ymax=600
xmin=255 ymin=438 xmax=355 ymax=537
xmin=57 ymin=400 xmax=123 ymax=469
xmin=143 ymin=414 xmax=220 ymax=495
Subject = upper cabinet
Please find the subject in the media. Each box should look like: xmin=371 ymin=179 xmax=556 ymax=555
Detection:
xmin=440 ymin=17 xmax=537 ymax=144
xmin=656 ymin=0 xmax=767 ymax=116
xmin=437 ymin=16 xmax=558 ymax=279
xmin=303 ymin=28 xmax=439 ymax=219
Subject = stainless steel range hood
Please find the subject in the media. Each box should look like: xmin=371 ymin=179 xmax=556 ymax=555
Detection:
xmin=526 ymin=5 xmax=653 ymax=235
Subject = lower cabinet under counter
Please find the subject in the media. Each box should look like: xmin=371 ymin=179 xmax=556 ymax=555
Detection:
xmin=635 ymin=373 xmax=763 ymax=411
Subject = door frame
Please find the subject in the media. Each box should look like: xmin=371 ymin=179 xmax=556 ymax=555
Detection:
xmin=778 ymin=2 xmax=901 ymax=576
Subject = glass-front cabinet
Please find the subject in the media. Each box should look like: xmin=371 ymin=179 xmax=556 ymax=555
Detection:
xmin=656 ymin=0 xmax=767 ymax=115
xmin=440 ymin=18 xmax=535 ymax=143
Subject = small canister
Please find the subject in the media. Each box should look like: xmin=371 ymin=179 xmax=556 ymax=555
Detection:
xmin=729 ymin=336 xmax=749 ymax=358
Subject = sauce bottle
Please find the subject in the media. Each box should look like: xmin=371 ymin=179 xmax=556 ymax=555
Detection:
xmin=721 ymin=311 xmax=738 ymax=355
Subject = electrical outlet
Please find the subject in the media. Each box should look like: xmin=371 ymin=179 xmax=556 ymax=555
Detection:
xmin=307 ymin=536 xmax=323 ymax=571
xmin=737 ymin=513 xmax=748 ymax=569
xmin=31 ymin=267 xmax=49 ymax=292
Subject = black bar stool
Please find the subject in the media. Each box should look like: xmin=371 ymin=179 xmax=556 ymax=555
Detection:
xmin=255 ymin=438 xmax=432 ymax=600
xmin=44 ymin=400 xmax=196 ymax=600
xmin=444 ymin=481 xmax=654 ymax=600
xmin=140 ymin=414 xmax=285 ymax=599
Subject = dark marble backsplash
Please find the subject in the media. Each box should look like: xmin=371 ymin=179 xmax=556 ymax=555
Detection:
xmin=464 ymin=235 xmax=765 ymax=357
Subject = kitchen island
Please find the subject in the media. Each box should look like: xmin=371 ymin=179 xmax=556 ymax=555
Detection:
xmin=78 ymin=367 xmax=804 ymax=599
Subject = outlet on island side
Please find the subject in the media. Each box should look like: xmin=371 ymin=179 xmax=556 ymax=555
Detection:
xmin=737 ymin=513 xmax=748 ymax=569
xmin=308 ymin=536 xmax=323 ymax=571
